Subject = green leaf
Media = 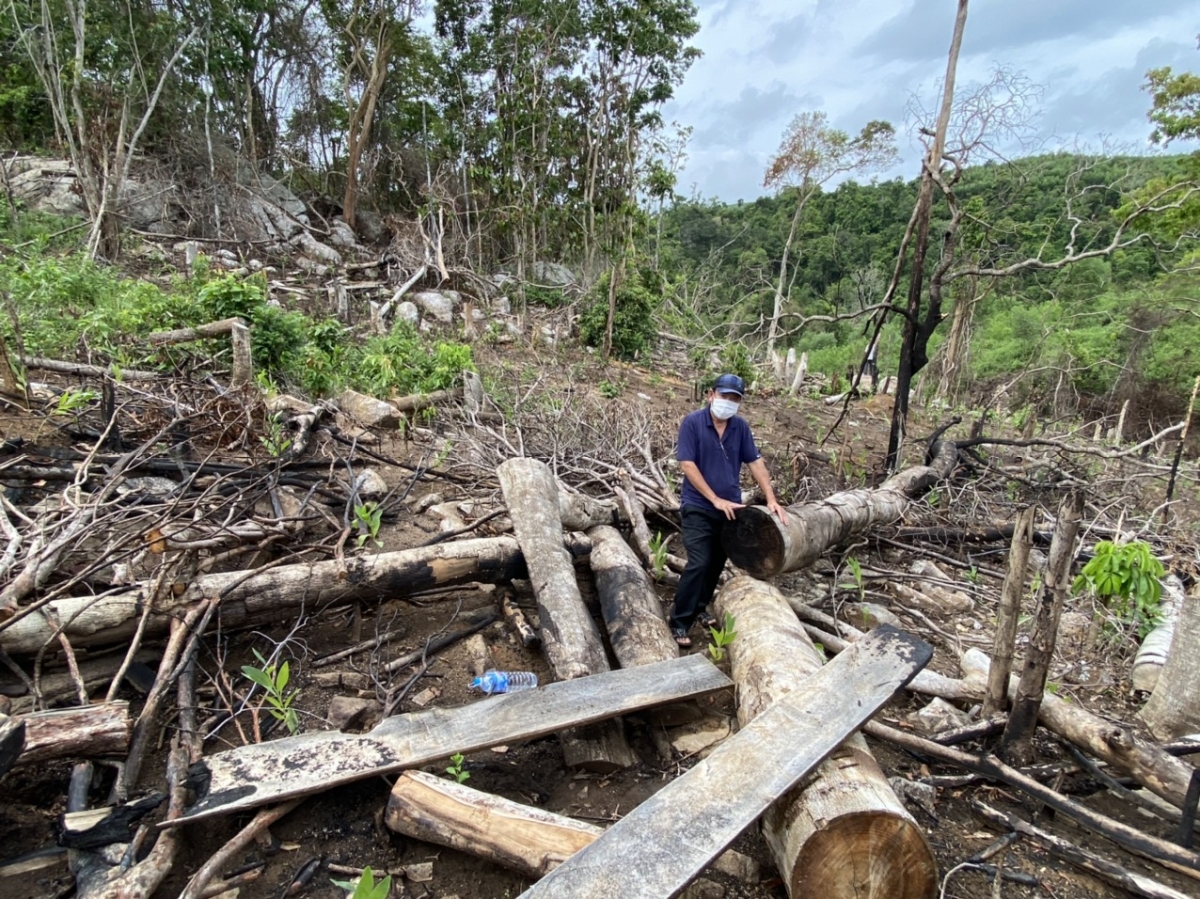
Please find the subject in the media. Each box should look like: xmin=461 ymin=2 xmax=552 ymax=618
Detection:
xmin=242 ymin=665 xmax=275 ymax=690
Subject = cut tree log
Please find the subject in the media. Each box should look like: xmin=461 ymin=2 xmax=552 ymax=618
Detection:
xmin=715 ymin=576 xmax=937 ymax=899
xmin=386 ymin=770 xmax=603 ymax=876
xmin=1 ymin=535 xmax=591 ymax=655
xmin=517 ymin=625 xmax=932 ymax=899
xmin=725 ymin=438 xmax=958 ymax=578
xmin=498 ymin=458 xmax=636 ymax=772
xmin=0 ymin=714 xmax=25 ymax=778
xmin=1141 ymin=581 xmax=1200 ymax=740
xmin=13 ymin=701 xmax=130 ymax=767
xmin=1000 ymin=491 xmax=1082 ymax=766
xmin=1132 ymin=574 xmax=1187 ymax=694
xmin=173 ymin=654 xmax=731 ymax=826
xmin=385 ymin=770 xmax=757 ymax=881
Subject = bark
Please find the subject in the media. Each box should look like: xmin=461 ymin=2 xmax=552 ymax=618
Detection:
xmin=716 ymin=577 xmax=937 ymax=899
xmin=1 ymin=536 xmax=590 ymax=656
xmin=501 ymin=593 xmax=540 ymax=649
xmin=1001 ymin=491 xmax=1081 ymax=766
xmin=1132 ymin=574 xmax=1187 ymax=693
xmin=587 ymin=525 xmax=677 ymax=668
xmin=984 ymin=506 xmax=1035 ymax=717
xmin=520 ymin=626 xmax=932 ymax=899
xmin=1142 ymin=582 xmax=1200 ymax=740
xmin=725 ymin=438 xmax=957 ymax=578
xmin=498 ymin=458 xmax=636 ymax=772
xmin=13 ymin=701 xmax=130 ymax=767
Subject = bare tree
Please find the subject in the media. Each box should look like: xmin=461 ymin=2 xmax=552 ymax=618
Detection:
xmin=762 ymin=112 xmax=898 ymax=357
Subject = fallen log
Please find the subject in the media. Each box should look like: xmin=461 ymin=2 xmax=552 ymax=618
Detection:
xmin=973 ymin=800 xmax=1194 ymax=899
xmin=1 ymin=649 xmax=159 ymax=711
xmin=498 ymin=458 xmax=635 ymax=772
xmin=14 ymin=701 xmax=131 ymax=766
xmin=0 ymin=715 xmax=24 ymax=777
xmin=385 ymin=770 xmax=757 ymax=881
xmin=173 ymin=654 xmax=731 ymax=826
xmin=725 ymin=438 xmax=958 ymax=578
xmin=148 ymin=317 xmax=252 ymax=388
xmin=715 ymin=576 xmax=937 ymax=899
xmin=517 ymin=625 xmax=932 ymax=899
xmin=1 ymin=535 xmax=590 ymax=655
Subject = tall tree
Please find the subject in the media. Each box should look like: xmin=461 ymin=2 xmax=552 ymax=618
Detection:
xmin=763 ymin=113 xmax=897 ymax=357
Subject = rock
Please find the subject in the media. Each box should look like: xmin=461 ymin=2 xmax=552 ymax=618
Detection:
xmin=668 ymin=716 xmax=732 ymax=757
xmin=328 ymin=219 xmax=359 ymax=249
xmin=403 ymin=862 xmax=434 ymax=883
xmin=352 ymin=469 xmax=388 ymax=498
xmin=413 ymin=493 xmax=444 ymax=512
xmin=412 ymin=290 xmax=455 ymax=323
xmin=843 ymin=602 xmax=901 ymax=630
xmin=265 ymin=394 xmax=318 ymax=415
xmin=338 ymin=389 xmax=402 ymax=428
xmin=888 ymin=776 xmax=938 ymax=818
xmin=711 ymin=848 xmax=760 ymax=883
xmin=353 ymin=209 xmax=389 ymax=244
xmin=906 ymin=697 xmax=971 ymax=735
xmin=493 ymin=296 xmax=511 ymax=315
xmin=292 ymin=230 xmax=343 ymax=267
xmin=327 ymin=696 xmax=380 ymax=732
xmin=532 ymin=261 xmax=576 ymax=286
xmin=396 ymin=300 xmax=420 ymax=326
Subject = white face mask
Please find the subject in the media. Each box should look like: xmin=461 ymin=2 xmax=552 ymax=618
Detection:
xmin=711 ymin=398 xmax=740 ymax=420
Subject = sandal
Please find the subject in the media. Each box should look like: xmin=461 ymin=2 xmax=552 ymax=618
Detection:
xmin=671 ymin=627 xmax=693 ymax=648
xmin=698 ymin=613 xmax=718 ymax=630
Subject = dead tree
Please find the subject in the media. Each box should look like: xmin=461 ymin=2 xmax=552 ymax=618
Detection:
xmin=715 ymin=576 xmax=937 ymax=899
xmin=1000 ymin=491 xmax=1082 ymax=766
xmin=984 ymin=505 xmax=1035 ymax=717
xmin=497 ymin=458 xmax=637 ymax=771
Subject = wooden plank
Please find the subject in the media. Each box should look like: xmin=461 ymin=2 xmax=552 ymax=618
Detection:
xmin=518 ymin=625 xmax=932 ymax=899
xmin=175 ymin=654 xmax=731 ymax=826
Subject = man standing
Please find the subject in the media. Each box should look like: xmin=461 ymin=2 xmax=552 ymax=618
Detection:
xmin=670 ymin=374 xmax=789 ymax=647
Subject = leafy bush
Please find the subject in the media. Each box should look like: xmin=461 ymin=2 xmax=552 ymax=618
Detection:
xmin=578 ymin=269 xmax=659 ymax=360
xmin=524 ymin=284 xmax=567 ymax=308
xmin=1074 ymin=539 xmax=1166 ymax=638
xmin=350 ymin=323 xmax=474 ymax=397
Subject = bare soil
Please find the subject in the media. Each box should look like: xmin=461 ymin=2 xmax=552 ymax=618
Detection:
xmin=2 ymin=336 xmax=1198 ymax=899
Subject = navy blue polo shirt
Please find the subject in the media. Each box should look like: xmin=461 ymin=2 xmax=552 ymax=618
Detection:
xmin=676 ymin=406 xmax=761 ymax=511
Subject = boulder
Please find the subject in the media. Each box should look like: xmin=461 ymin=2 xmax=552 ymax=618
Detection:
xmin=412 ymin=290 xmax=455 ymax=323
xmin=338 ymin=389 xmax=402 ymax=428
xmin=532 ymin=261 xmax=576 ymax=286
xmin=353 ymin=209 xmax=390 ymax=245
xmin=396 ymin=301 xmax=420 ymax=326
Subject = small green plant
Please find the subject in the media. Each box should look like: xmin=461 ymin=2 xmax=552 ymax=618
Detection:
xmin=598 ymin=379 xmax=622 ymax=399
xmin=55 ymin=387 xmax=96 ymax=415
xmin=648 ymin=531 xmax=669 ymax=579
xmin=241 ymin=649 xmax=299 ymax=735
xmin=354 ymin=501 xmax=384 ymax=548
xmin=331 ymin=866 xmax=392 ymax=899
xmin=926 ymin=487 xmax=942 ymax=507
xmin=840 ymin=556 xmax=865 ymax=602
xmin=1073 ymin=539 xmax=1166 ymax=638
xmin=260 ymin=411 xmax=292 ymax=458
xmin=707 ymin=612 xmax=737 ymax=662
xmin=965 ymin=565 xmax=980 ymax=584
xmin=445 ymin=752 xmax=470 ymax=784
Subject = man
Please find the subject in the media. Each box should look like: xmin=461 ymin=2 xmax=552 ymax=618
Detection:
xmin=670 ymin=373 xmax=789 ymax=647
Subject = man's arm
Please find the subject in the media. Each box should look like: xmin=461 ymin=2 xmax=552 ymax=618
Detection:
xmin=679 ymin=461 xmax=744 ymax=520
xmin=748 ymin=458 xmax=789 ymax=525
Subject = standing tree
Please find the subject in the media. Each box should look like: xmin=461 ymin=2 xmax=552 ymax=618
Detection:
xmin=762 ymin=112 xmax=897 ymax=358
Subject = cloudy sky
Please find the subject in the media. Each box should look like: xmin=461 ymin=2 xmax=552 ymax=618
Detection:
xmin=663 ymin=0 xmax=1200 ymax=202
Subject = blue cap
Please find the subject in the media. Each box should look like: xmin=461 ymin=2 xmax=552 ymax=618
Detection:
xmin=713 ymin=373 xmax=745 ymax=396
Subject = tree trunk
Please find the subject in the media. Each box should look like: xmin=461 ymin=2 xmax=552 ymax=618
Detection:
xmin=715 ymin=576 xmax=937 ymax=899
xmin=1141 ymin=583 xmax=1200 ymax=740
xmin=725 ymin=438 xmax=957 ymax=578
xmin=1 ymin=535 xmax=593 ymax=656
xmin=1001 ymin=491 xmax=1082 ymax=766
xmin=1132 ymin=574 xmax=1186 ymax=694
xmin=587 ymin=525 xmax=676 ymax=668
xmin=984 ymin=506 xmax=1035 ymax=717
xmin=885 ymin=0 xmax=969 ymax=471
xmin=497 ymin=459 xmax=636 ymax=771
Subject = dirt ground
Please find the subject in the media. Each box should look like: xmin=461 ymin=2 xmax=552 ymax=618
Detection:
xmin=1 ymin=335 xmax=1198 ymax=899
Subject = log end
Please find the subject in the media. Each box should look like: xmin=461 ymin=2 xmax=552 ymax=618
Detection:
xmin=790 ymin=812 xmax=937 ymax=899
xmin=724 ymin=507 xmax=786 ymax=579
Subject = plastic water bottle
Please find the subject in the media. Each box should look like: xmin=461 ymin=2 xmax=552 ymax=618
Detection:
xmin=470 ymin=670 xmax=538 ymax=695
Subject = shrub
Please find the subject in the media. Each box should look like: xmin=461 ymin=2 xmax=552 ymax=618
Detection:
xmin=578 ymin=269 xmax=659 ymax=360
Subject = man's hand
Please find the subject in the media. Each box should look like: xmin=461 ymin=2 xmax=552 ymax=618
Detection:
xmin=713 ymin=497 xmax=745 ymax=520
xmin=767 ymin=500 xmax=790 ymax=526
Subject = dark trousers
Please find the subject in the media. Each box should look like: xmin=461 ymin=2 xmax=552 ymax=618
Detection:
xmin=670 ymin=506 xmax=727 ymax=631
